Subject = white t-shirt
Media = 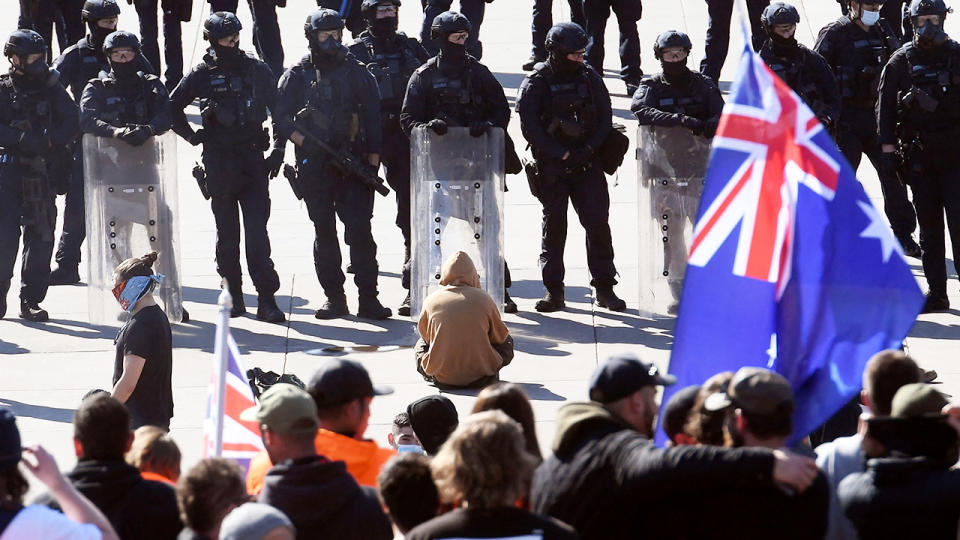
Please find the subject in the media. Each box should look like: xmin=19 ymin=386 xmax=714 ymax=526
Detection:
xmin=0 ymin=505 xmax=102 ymax=540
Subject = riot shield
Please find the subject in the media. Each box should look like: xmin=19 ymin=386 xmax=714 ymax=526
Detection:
xmin=84 ymin=132 xmax=184 ymax=324
xmin=636 ymin=125 xmax=711 ymax=317
xmin=410 ymin=126 xmax=505 ymax=317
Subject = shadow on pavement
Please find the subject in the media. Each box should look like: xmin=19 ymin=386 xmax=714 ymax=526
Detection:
xmin=909 ymin=316 xmax=960 ymax=339
xmin=509 ymin=280 xmax=592 ymax=302
xmin=172 ymin=318 xmax=321 ymax=354
xmin=493 ymin=72 xmax=528 ymax=90
xmin=0 ymin=339 xmax=29 ymax=354
xmin=1 ymin=398 xmax=75 ymax=423
xmin=183 ymin=286 xmax=311 ymax=312
xmin=31 ymin=319 xmax=118 ymax=341
xmin=287 ymin=317 xmax=418 ymax=351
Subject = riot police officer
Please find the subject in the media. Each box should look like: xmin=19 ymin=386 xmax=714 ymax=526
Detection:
xmin=525 ymin=0 xmax=585 ymax=71
xmin=400 ymin=11 xmax=518 ymax=313
xmin=348 ymin=0 xmax=430 ymax=316
xmin=582 ymin=0 xmax=643 ymax=95
xmin=877 ymin=0 xmax=960 ymax=313
xmin=275 ymin=9 xmax=391 ymax=320
xmin=19 ymin=0 xmax=85 ymax=63
xmin=131 ymin=0 xmax=191 ymax=90
xmin=0 ymin=30 xmax=79 ymax=320
xmin=815 ymin=0 xmax=921 ymax=257
xmin=169 ymin=11 xmax=286 ymax=323
xmin=701 ymin=0 xmax=770 ymax=83
xmin=837 ymin=0 xmax=908 ymax=39
xmin=419 ymin=0 xmax=487 ymax=58
xmin=759 ymin=2 xmax=841 ymax=129
xmin=208 ymin=0 xmax=285 ymax=78
xmin=516 ymin=22 xmax=626 ymax=313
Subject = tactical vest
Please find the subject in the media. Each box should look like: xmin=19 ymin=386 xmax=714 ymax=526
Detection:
xmin=834 ymin=23 xmax=896 ymax=107
xmin=422 ymin=58 xmax=487 ymax=126
xmin=99 ymin=75 xmax=151 ymax=126
xmin=73 ymin=42 xmax=108 ymax=99
xmin=534 ymin=63 xmax=598 ymax=147
xmin=765 ymin=48 xmax=825 ymax=113
xmin=902 ymin=44 xmax=960 ymax=132
xmin=200 ymin=56 xmax=266 ymax=131
xmin=0 ymin=75 xmax=55 ymax=151
xmin=358 ymin=33 xmax=422 ymax=106
xmin=644 ymin=74 xmax=710 ymax=119
xmin=302 ymin=61 xmax=359 ymax=145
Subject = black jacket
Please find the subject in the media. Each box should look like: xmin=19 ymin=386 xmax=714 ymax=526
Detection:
xmin=530 ymin=402 xmax=777 ymax=540
xmin=839 ymin=456 xmax=960 ymax=540
xmin=259 ymin=455 xmax=392 ymax=540
xmin=759 ymin=41 xmax=841 ymax=127
xmin=36 ymin=460 xmax=182 ymax=540
xmin=631 ymin=70 xmax=724 ymax=130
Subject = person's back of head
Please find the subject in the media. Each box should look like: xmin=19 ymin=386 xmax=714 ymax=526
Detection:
xmin=705 ymin=368 xmax=795 ymax=449
xmin=177 ymin=458 xmax=247 ymax=538
xmin=74 ymin=393 xmax=132 ymax=461
xmin=407 ymin=395 xmax=459 ymax=456
xmin=685 ymin=372 xmax=734 ymax=445
xmin=0 ymin=408 xmax=27 ymax=506
xmin=376 ymin=453 xmax=438 ymax=534
xmin=662 ymin=385 xmax=701 ymax=446
xmin=219 ymin=502 xmax=295 ymax=540
xmin=471 ymin=382 xmax=542 ymax=461
xmin=863 ymin=350 xmax=921 ymax=416
xmin=127 ymin=426 xmax=181 ymax=482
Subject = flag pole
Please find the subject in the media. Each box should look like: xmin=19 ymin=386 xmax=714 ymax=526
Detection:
xmin=213 ymin=279 xmax=233 ymax=457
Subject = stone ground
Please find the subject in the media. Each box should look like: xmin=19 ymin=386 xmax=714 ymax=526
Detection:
xmin=1 ymin=0 xmax=957 ymax=484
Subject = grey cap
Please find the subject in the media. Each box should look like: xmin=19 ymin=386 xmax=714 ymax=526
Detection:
xmin=219 ymin=503 xmax=295 ymax=540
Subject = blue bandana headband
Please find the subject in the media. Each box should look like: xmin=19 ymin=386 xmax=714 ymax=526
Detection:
xmin=114 ymin=274 xmax=164 ymax=312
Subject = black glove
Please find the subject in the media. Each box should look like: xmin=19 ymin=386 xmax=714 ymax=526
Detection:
xmin=299 ymin=136 xmax=320 ymax=155
xmin=265 ymin=148 xmax=285 ymax=178
xmin=703 ymin=118 xmax=719 ymax=138
xmin=188 ymin=129 xmax=206 ymax=146
xmin=469 ymin=121 xmax=493 ymax=137
xmin=18 ymin=131 xmax=50 ymax=155
xmin=426 ymin=119 xmax=448 ymax=135
xmin=125 ymin=125 xmax=153 ymax=147
xmin=679 ymin=115 xmax=704 ymax=136
xmin=877 ymin=152 xmax=898 ymax=177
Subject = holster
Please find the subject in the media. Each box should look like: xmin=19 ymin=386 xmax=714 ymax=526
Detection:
xmin=599 ymin=123 xmax=630 ymax=175
xmin=523 ymin=155 xmax=543 ymax=199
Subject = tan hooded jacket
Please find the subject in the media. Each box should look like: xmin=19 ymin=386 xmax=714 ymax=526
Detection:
xmin=417 ymin=251 xmax=510 ymax=386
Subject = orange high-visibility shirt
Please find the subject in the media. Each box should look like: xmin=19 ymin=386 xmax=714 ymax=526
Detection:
xmin=140 ymin=471 xmax=176 ymax=487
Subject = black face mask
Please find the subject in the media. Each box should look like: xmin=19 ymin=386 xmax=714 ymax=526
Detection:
xmin=769 ymin=32 xmax=799 ymax=57
xmin=212 ymin=43 xmax=243 ymax=67
xmin=549 ymin=53 xmax=583 ymax=77
xmin=661 ymin=58 xmax=690 ymax=83
xmin=11 ymin=57 xmax=50 ymax=89
xmin=89 ymin=23 xmax=115 ymax=49
xmin=915 ymin=21 xmax=948 ymax=49
xmin=439 ymin=39 xmax=466 ymax=67
xmin=370 ymin=16 xmax=398 ymax=36
xmin=111 ymin=59 xmax=139 ymax=81
xmin=311 ymin=37 xmax=347 ymax=68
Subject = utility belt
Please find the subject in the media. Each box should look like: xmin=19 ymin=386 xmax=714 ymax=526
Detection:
xmin=202 ymin=127 xmax=271 ymax=152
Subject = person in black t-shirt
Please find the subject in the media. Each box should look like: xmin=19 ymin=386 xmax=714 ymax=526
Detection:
xmin=110 ymin=251 xmax=174 ymax=430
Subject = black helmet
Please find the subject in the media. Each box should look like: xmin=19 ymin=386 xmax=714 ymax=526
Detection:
xmin=4 ymin=30 xmax=46 ymax=58
xmin=653 ymin=30 xmax=692 ymax=60
xmin=361 ymin=0 xmax=400 ymax=19
xmin=81 ymin=0 xmax=120 ymax=22
xmin=908 ymin=0 xmax=950 ymax=19
xmin=430 ymin=11 xmax=470 ymax=41
xmin=305 ymin=9 xmax=345 ymax=39
xmin=204 ymin=12 xmax=242 ymax=42
xmin=545 ymin=22 xmax=588 ymax=55
xmin=761 ymin=2 xmax=801 ymax=29
xmin=102 ymin=30 xmax=140 ymax=55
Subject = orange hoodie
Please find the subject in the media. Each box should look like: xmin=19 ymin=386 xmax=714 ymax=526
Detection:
xmin=246 ymin=428 xmax=395 ymax=495
xmin=140 ymin=471 xmax=176 ymax=487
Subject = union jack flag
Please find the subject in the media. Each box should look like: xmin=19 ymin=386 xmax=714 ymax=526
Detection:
xmin=657 ymin=35 xmax=923 ymax=446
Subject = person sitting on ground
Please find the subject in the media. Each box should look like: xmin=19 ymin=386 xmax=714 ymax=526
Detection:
xmin=407 ymin=395 xmax=459 ymax=456
xmin=176 ymin=458 xmax=248 ymax=540
xmin=244 ymin=384 xmax=392 ymax=540
xmin=246 ymin=359 xmax=395 ymax=495
xmin=407 ymin=411 xmax=578 ymax=540
xmin=839 ymin=383 xmax=960 ymax=540
xmin=0 ymin=408 xmax=119 ymax=540
xmin=219 ymin=503 xmax=295 ymax=540
xmin=471 ymin=382 xmax=543 ymax=462
xmin=682 ymin=371 xmax=734 ymax=445
xmin=416 ymin=251 xmax=514 ymax=388
xmin=36 ymin=394 xmax=182 ymax=539
xmin=110 ymin=251 xmax=174 ymax=431
xmin=376 ymin=454 xmax=439 ymax=537
xmin=661 ymin=385 xmax=701 ymax=447
xmin=127 ymin=426 xmax=181 ymax=486
xmin=816 ymin=349 xmax=922 ymax=540
xmin=387 ymin=412 xmax=422 ymax=453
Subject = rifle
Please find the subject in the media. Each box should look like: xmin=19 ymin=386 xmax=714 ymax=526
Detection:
xmin=292 ymin=112 xmax=390 ymax=196
xmin=192 ymin=162 xmax=210 ymax=200
xmin=283 ymin=163 xmax=303 ymax=200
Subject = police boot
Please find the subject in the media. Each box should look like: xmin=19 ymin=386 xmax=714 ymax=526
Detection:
xmin=595 ymin=284 xmax=627 ymax=312
xmin=48 ymin=264 xmax=81 ymax=285
xmin=315 ymin=294 xmax=349 ymax=320
xmin=358 ymin=294 xmax=392 ymax=320
xmin=898 ymin=236 xmax=921 ymax=259
xmin=0 ymin=281 xmax=9 ymax=319
xmin=398 ymin=291 xmax=412 ymax=317
xmin=535 ymin=285 xmax=565 ymax=313
xmin=229 ymin=287 xmax=246 ymax=318
xmin=256 ymin=293 xmax=286 ymax=324
xmin=921 ymin=291 xmax=950 ymax=314
xmin=503 ymin=290 xmax=518 ymax=313
xmin=19 ymin=299 xmax=49 ymax=322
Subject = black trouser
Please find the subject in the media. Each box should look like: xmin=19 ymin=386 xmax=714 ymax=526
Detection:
xmin=201 ymin=144 xmax=280 ymax=295
xmin=837 ymin=106 xmax=917 ymax=241
xmin=531 ymin=0 xmax=585 ymax=59
xmin=0 ymin=160 xmax=56 ymax=305
xmin=700 ymin=0 xmax=769 ymax=82
xmin=420 ymin=0 xmax=486 ymax=58
xmin=134 ymin=0 xmax=184 ymax=90
xmin=316 ymin=0 xmax=364 ymax=37
xmin=19 ymin=0 xmax=84 ymax=63
xmin=209 ymin=0 xmax=284 ymax=77
xmin=583 ymin=0 xmax=642 ymax=83
xmin=53 ymin=144 xmax=85 ymax=270
xmin=905 ymin=158 xmax=960 ymax=295
xmin=300 ymin=156 xmax=381 ymax=299
xmin=380 ymin=117 xmax=412 ymax=289
xmin=538 ymin=163 xmax=617 ymax=288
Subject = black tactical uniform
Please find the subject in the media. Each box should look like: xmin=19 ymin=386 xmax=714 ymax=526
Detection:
xmin=837 ymin=0 xmax=908 ymax=39
xmin=208 ymin=0 xmax=284 ymax=78
xmin=877 ymin=0 xmax=960 ymax=312
xmin=131 ymin=0 xmax=191 ymax=90
xmin=18 ymin=0 xmax=85 ymax=63
xmin=815 ymin=4 xmax=920 ymax=256
xmin=169 ymin=11 xmax=285 ymax=323
xmin=516 ymin=22 xmax=626 ymax=313
xmin=582 ymin=0 xmax=643 ymax=95
xmin=400 ymin=11 xmax=518 ymax=313
xmin=275 ymin=9 xmax=391 ymax=320
xmin=348 ymin=0 xmax=430 ymax=316
xmin=0 ymin=30 xmax=79 ymax=321
xmin=419 ymin=0 xmax=487 ymax=58
xmin=759 ymin=2 xmax=841 ymax=129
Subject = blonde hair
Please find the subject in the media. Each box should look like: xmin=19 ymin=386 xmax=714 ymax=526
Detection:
xmin=126 ymin=425 xmax=181 ymax=480
xmin=430 ymin=410 xmax=537 ymax=509
xmin=113 ymin=251 xmax=159 ymax=284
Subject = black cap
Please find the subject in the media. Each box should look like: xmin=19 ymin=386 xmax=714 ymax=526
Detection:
xmin=307 ymin=359 xmax=393 ymax=409
xmin=589 ymin=353 xmax=676 ymax=403
xmin=0 ymin=409 xmax=21 ymax=471
xmin=406 ymin=395 xmax=458 ymax=455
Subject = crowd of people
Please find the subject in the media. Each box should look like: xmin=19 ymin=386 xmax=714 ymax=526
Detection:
xmin=2 ymin=349 xmax=959 ymax=539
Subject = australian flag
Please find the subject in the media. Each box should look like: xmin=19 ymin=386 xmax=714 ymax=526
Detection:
xmin=658 ymin=39 xmax=924 ymax=445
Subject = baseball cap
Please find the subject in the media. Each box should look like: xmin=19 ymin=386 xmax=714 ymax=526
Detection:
xmin=0 ymin=409 xmax=21 ymax=470
xmin=406 ymin=395 xmax=459 ymax=455
xmin=240 ymin=384 xmax=319 ymax=436
xmin=308 ymin=359 xmax=393 ymax=409
xmin=589 ymin=353 xmax=676 ymax=403
xmin=704 ymin=367 xmax=794 ymax=415
xmin=890 ymin=383 xmax=949 ymax=418
xmin=220 ymin=502 xmax=295 ymax=540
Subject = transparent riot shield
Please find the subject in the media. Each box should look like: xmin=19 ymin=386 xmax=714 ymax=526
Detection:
xmin=84 ymin=132 xmax=184 ymax=324
xmin=410 ymin=126 xmax=505 ymax=317
xmin=637 ymin=125 xmax=711 ymax=317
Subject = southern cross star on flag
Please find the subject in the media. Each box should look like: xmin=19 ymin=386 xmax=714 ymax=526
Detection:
xmin=657 ymin=34 xmax=924 ymax=446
